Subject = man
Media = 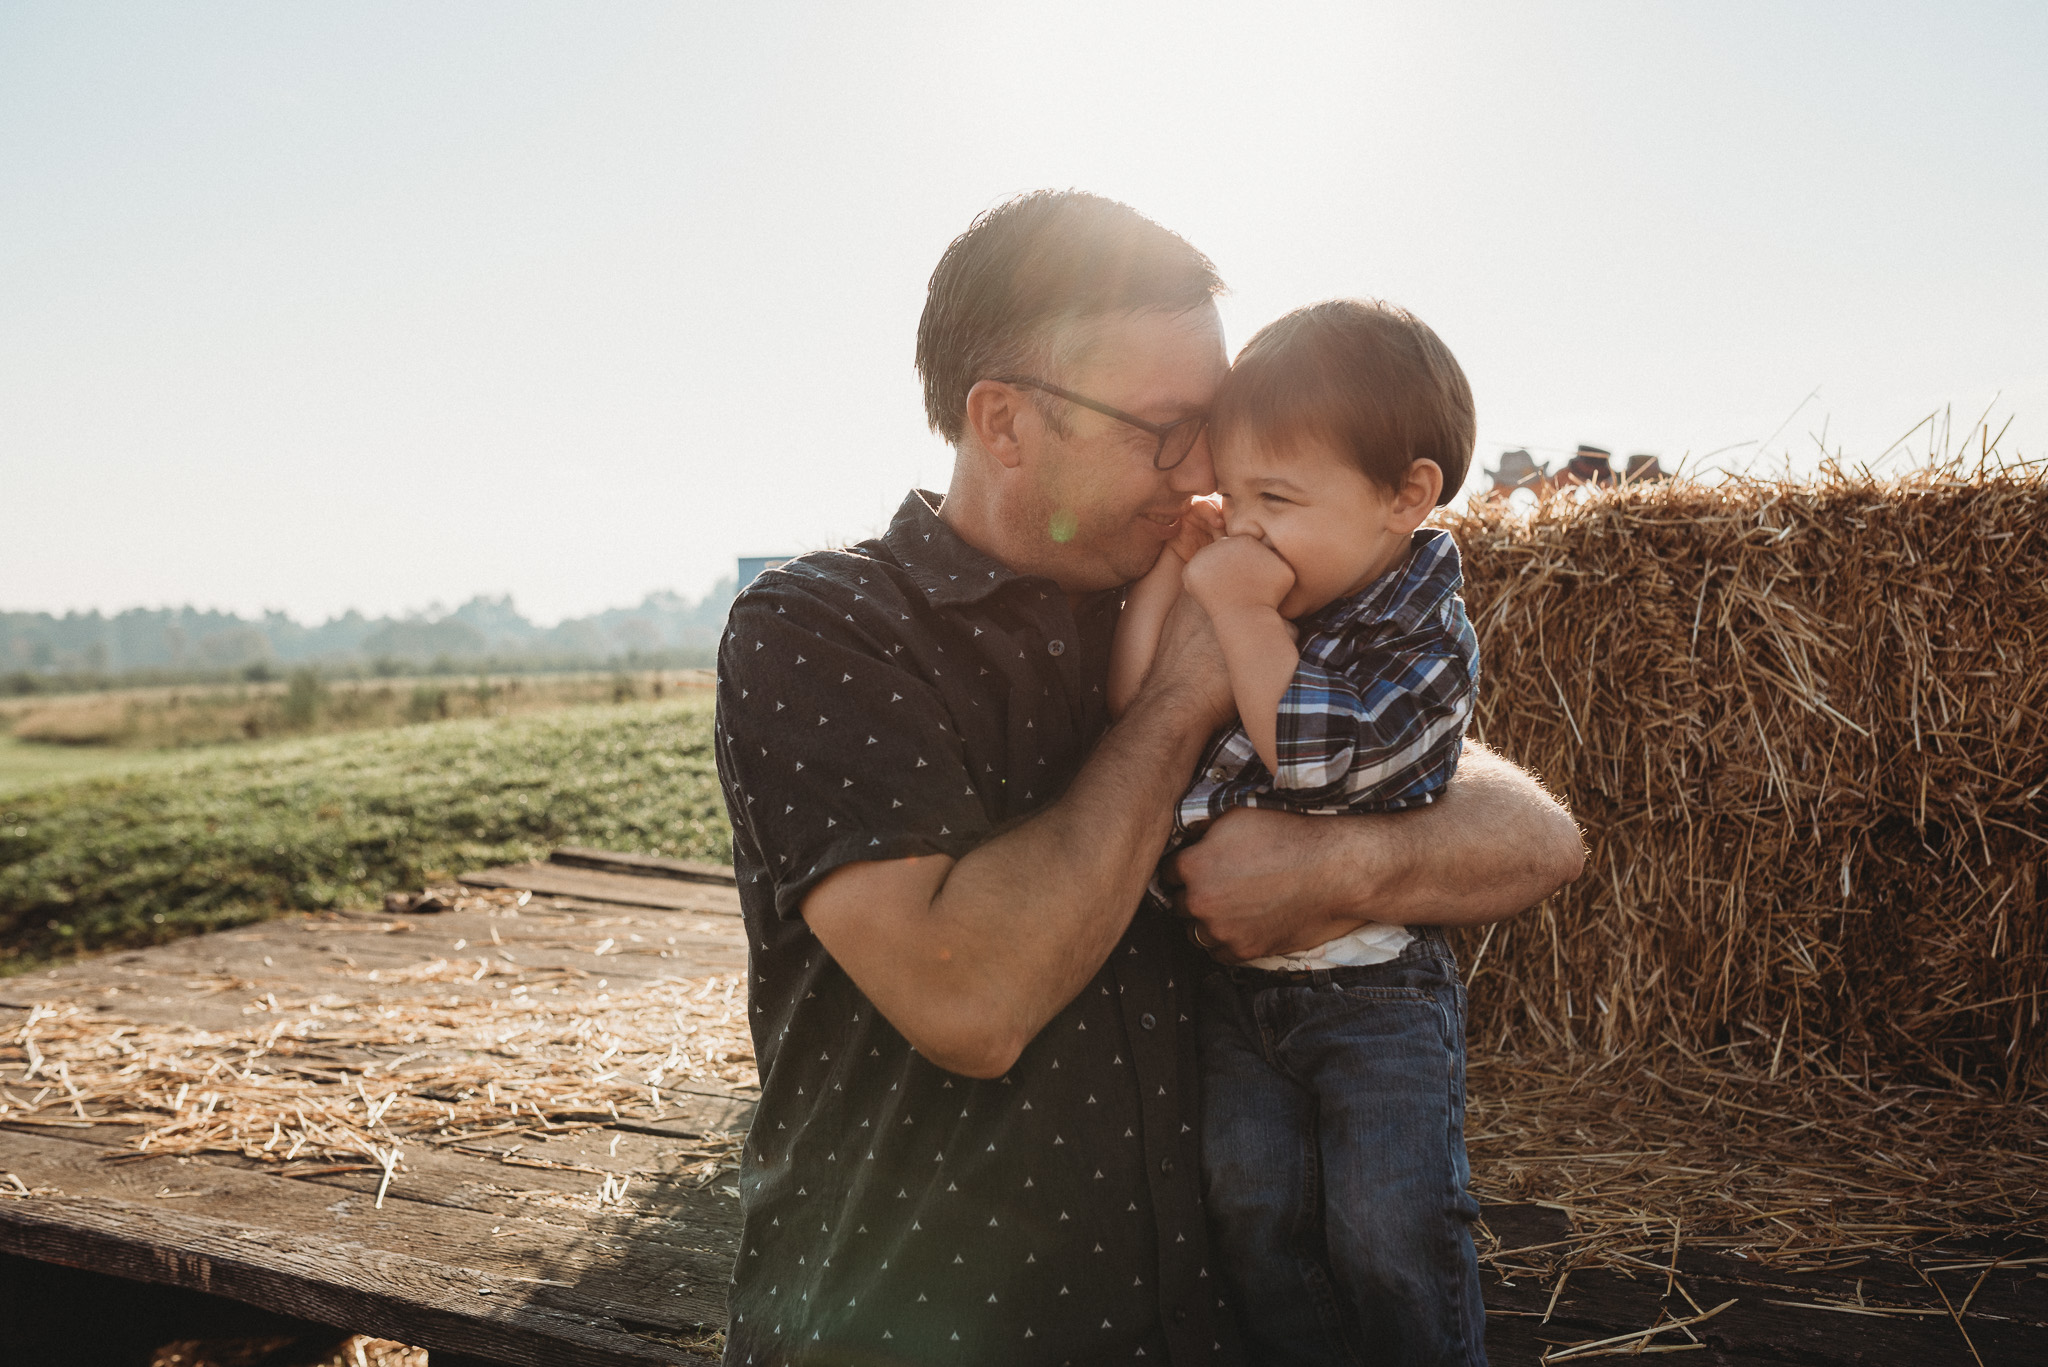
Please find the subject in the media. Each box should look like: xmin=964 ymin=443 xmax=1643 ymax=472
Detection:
xmin=1483 ymin=447 xmax=1550 ymax=501
xmin=1556 ymin=444 xmax=1616 ymax=488
xmin=1623 ymin=454 xmax=1669 ymax=484
xmin=713 ymin=191 xmax=1583 ymax=1365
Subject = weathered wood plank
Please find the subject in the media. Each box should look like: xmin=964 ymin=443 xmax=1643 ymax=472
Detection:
xmin=0 ymin=1122 xmax=737 ymax=1292
xmin=1475 ymin=1206 xmax=2048 ymax=1366
xmin=1481 ymin=1257 xmax=2048 ymax=1367
xmin=3 ymin=1109 xmax=750 ymax=1241
xmin=0 ymin=852 xmax=755 ymax=1362
xmin=459 ymin=865 xmax=742 ymax=917
xmin=0 ymin=903 xmax=746 ymax=1031
xmin=623 ymin=1087 xmax=758 ymax=1138
xmin=549 ymin=849 xmax=736 ymax=887
xmin=0 ymin=1195 xmax=707 ymax=1366
xmin=0 ymin=1126 xmax=725 ymax=1365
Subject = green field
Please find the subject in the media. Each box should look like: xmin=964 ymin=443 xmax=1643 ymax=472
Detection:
xmin=0 ymin=734 xmax=193 ymax=796
xmin=0 ymin=695 xmax=731 ymax=973
xmin=0 ymin=668 xmax=704 ymax=755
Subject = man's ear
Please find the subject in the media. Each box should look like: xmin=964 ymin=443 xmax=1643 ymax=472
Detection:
xmin=1387 ymin=459 xmax=1444 ymax=532
xmin=963 ymin=380 xmax=1030 ymax=470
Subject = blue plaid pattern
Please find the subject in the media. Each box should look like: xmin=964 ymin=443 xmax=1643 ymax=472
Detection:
xmin=1176 ymin=528 xmax=1479 ymax=836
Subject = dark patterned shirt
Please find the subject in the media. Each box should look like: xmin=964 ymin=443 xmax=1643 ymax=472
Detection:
xmin=1175 ymin=529 xmax=1478 ymax=834
xmin=714 ymin=490 xmax=1243 ymax=1366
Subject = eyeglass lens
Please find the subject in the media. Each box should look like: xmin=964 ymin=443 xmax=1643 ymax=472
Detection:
xmin=1156 ymin=420 xmax=1204 ymax=471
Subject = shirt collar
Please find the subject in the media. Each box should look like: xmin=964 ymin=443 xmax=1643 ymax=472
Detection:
xmin=1305 ymin=528 xmax=1463 ymax=637
xmin=881 ymin=489 xmax=1033 ymax=607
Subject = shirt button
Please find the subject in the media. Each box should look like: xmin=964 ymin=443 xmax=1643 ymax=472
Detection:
xmin=1048 ymin=639 xmax=1066 ymax=656
xmin=1159 ymin=1157 xmax=1175 ymax=1174
xmin=1174 ymin=1308 xmax=1189 ymax=1325
xmin=1208 ymin=767 xmax=1228 ymax=781
xmin=1140 ymin=1012 xmax=1157 ymax=1030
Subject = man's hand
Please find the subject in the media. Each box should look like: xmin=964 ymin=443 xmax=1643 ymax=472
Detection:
xmin=1160 ymin=807 xmax=1356 ymax=962
xmin=1143 ymin=590 xmax=1236 ymax=734
xmin=1162 ymin=742 xmax=1585 ymax=960
xmin=804 ymin=592 xmax=1236 ymax=1080
xmin=1107 ymin=523 xmax=1233 ymax=723
xmin=1165 ymin=495 xmax=1225 ymax=564
xmin=1183 ymin=535 xmax=1295 ymax=613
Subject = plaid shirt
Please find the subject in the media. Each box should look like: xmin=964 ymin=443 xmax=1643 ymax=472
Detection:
xmin=1176 ymin=528 xmax=1479 ymax=838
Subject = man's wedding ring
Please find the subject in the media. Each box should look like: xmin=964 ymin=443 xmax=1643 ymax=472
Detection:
xmin=1187 ymin=923 xmax=1217 ymax=951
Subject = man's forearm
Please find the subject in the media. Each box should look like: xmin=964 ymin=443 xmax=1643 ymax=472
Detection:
xmin=805 ymin=668 xmax=1222 ymax=1077
xmin=929 ymin=689 xmax=1213 ymax=1044
xmin=1317 ymin=743 xmax=1584 ymax=927
xmin=1107 ymin=556 xmax=1182 ymax=717
xmin=1171 ymin=741 xmax=1584 ymax=960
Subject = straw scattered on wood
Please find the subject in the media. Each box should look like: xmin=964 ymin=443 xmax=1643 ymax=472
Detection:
xmin=1 ymin=933 xmax=757 ymax=1205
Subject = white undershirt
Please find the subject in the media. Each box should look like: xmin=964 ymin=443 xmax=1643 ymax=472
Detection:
xmin=1242 ymin=922 xmax=1415 ymax=972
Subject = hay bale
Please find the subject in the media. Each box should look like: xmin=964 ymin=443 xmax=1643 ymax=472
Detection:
xmin=1443 ymin=464 xmax=2048 ymax=1093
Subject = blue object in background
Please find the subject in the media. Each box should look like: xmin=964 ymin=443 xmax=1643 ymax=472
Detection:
xmin=737 ymin=557 xmax=795 ymax=591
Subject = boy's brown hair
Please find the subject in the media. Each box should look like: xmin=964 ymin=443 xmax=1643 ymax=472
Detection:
xmin=1211 ymin=299 xmax=1474 ymax=505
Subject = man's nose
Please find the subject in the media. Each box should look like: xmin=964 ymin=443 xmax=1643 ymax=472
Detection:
xmin=1166 ymin=429 xmax=1216 ymax=496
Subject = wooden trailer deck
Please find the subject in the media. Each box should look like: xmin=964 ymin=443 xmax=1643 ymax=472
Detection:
xmin=3 ymin=851 xmax=2043 ymax=1364
xmin=1 ymin=852 xmax=754 ymax=1365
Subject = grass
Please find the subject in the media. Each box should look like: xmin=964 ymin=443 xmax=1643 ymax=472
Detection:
xmin=0 ymin=735 xmax=193 ymax=797
xmin=0 ymin=668 xmax=705 ymax=753
xmin=0 ymin=694 xmax=730 ymax=974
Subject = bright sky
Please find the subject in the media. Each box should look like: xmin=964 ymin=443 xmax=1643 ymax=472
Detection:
xmin=4 ymin=1 xmax=2043 ymax=624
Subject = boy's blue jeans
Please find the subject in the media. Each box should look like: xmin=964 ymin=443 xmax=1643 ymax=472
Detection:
xmin=1199 ymin=928 xmax=1486 ymax=1367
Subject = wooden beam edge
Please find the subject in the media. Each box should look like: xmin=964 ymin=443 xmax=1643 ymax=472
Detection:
xmin=0 ymin=1194 xmax=704 ymax=1367
xmin=549 ymin=849 xmax=737 ymax=887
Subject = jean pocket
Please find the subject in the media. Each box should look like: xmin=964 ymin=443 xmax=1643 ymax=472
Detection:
xmin=1326 ymin=983 xmax=1458 ymax=1054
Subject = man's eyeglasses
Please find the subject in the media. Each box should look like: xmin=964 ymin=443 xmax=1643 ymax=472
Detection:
xmin=995 ymin=377 xmax=1207 ymax=471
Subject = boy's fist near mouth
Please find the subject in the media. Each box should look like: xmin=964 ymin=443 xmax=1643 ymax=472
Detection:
xmin=1182 ymin=534 xmax=1296 ymax=615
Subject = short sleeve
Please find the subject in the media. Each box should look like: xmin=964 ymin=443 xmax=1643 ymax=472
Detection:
xmin=1270 ymin=627 xmax=1476 ymax=807
xmin=716 ymin=573 xmax=992 ymax=920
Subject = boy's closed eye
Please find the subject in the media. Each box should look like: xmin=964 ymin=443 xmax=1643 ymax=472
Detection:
xmin=1221 ymin=490 xmax=1296 ymax=509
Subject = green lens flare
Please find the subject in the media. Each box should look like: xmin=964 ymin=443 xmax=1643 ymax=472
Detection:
xmin=1048 ymin=510 xmax=1079 ymax=544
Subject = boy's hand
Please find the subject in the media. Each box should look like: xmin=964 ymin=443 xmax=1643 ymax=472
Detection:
xmin=1183 ymin=535 xmax=1295 ymax=613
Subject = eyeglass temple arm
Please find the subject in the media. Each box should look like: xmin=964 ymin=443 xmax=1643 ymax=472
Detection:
xmin=992 ymin=377 xmax=1184 ymax=438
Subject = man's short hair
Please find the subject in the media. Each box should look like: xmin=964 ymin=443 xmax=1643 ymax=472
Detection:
xmin=916 ymin=191 xmax=1224 ymax=445
xmin=1210 ymin=299 xmax=1474 ymax=506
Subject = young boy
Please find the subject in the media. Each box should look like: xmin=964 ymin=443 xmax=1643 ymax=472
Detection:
xmin=1108 ymin=299 xmax=1486 ymax=1367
